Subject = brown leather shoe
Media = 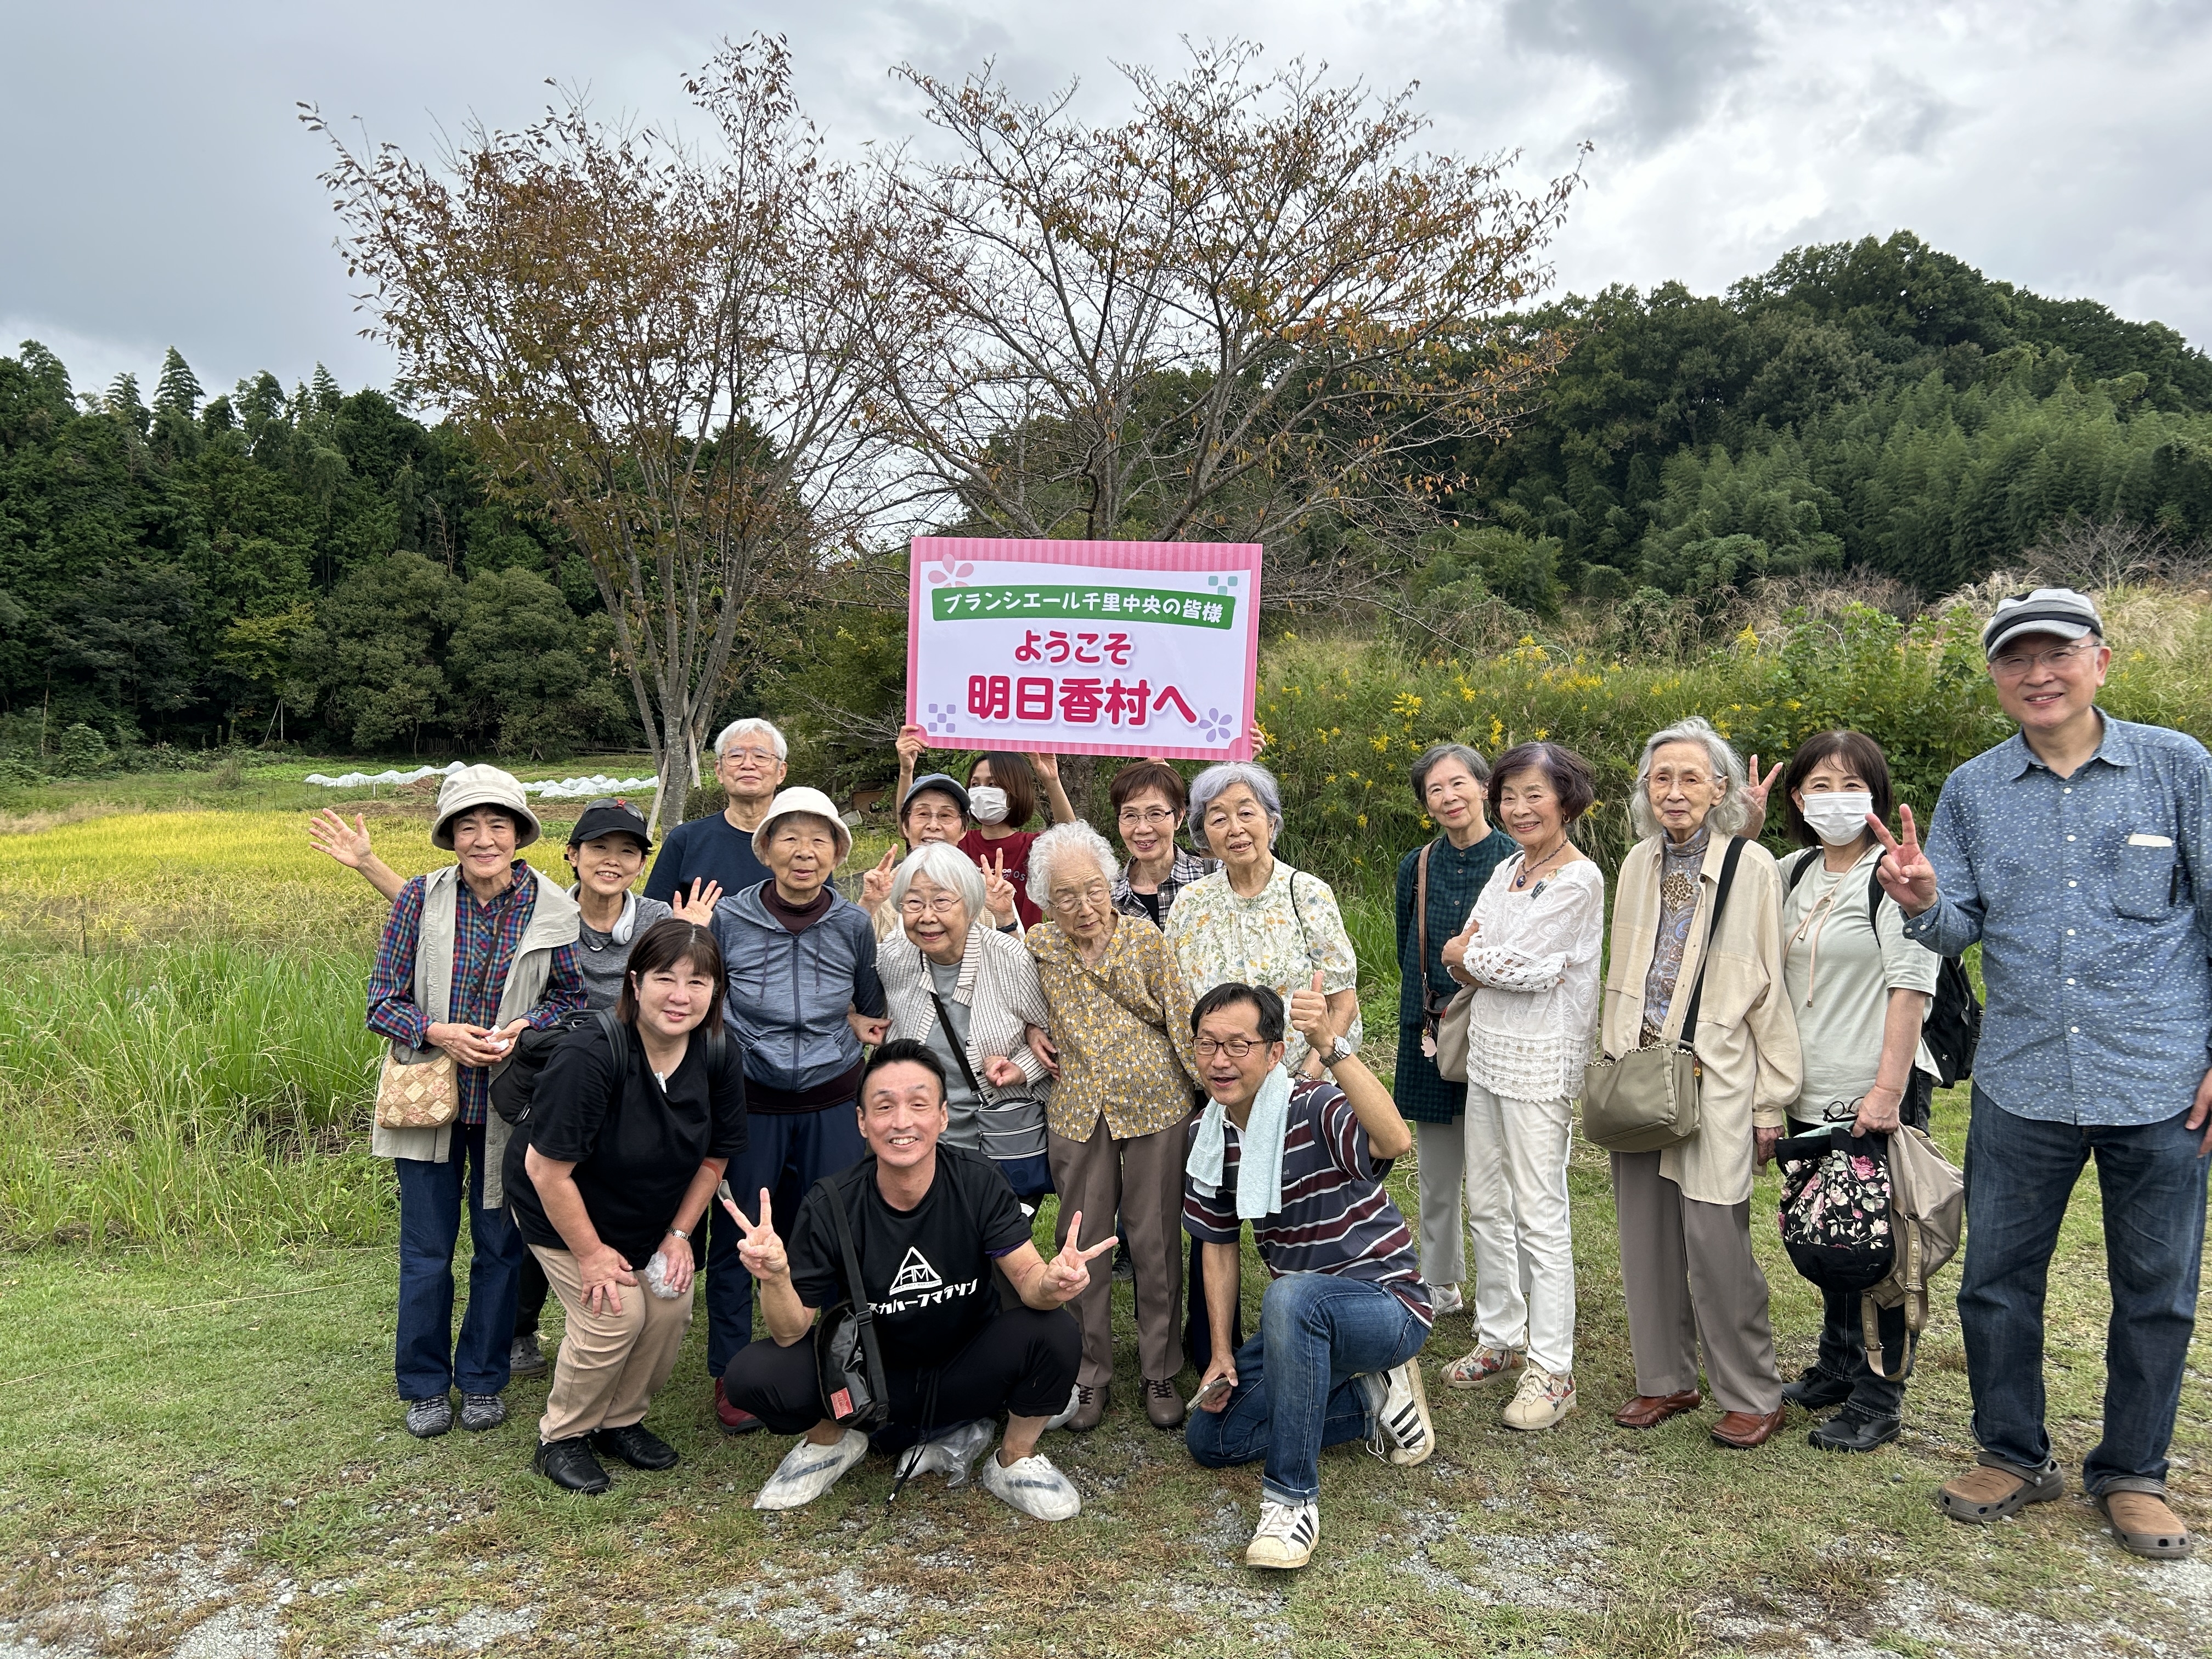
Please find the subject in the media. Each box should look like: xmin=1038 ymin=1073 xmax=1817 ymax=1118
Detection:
xmin=1612 ymin=1389 xmax=1701 ymax=1429
xmin=1710 ymin=1408 xmax=1786 ymax=1448
xmin=1066 ymin=1382 xmax=1108 ymax=1432
xmin=1143 ymin=1376 xmax=1187 ymax=1429
xmin=2098 ymin=1490 xmax=2193 ymax=1559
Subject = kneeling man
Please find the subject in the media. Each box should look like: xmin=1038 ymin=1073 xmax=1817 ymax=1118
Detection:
xmin=1184 ymin=978 xmax=1435 ymax=1570
xmin=720 ymin=1040 xmax=1107 ymax=1520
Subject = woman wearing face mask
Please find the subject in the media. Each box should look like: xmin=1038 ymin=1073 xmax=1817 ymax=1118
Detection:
xmin=1775 ymin=731 xmax=1940 ymax=1453
xmin=957 ymin=751 xmax=1079 ymax=932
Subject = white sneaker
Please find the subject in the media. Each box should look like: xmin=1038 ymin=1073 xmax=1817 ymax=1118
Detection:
xmin=1429 ymin=1282 xmax=1464 ymax=1318
xmin=1245 ymin=1499 xmax=1321 ymax=1569
xmin=1502 ymin=1364 xmax=1577 ymax=1432
xmin=1362 ymin=1360 xmax=1435 ymax=1467
xmin=753 ymin=1429 xmax=868 ymax=1510
xmin=979 ymin=1448 xmax=1082 ymax=1521
xmin=894 ymin=1418 xmax=996 ymax=1489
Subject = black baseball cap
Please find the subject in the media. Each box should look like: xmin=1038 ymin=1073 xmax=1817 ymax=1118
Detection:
xmin=901 ymin=772 xmax=972 ymax=818
xmin=567 ymin=797 xmax=653 ymax=851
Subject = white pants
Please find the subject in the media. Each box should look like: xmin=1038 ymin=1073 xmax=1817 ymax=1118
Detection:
xmin=1414 ymin=1119 xmax=1468 ymax=1287
xmin=1461 ymin=1082 xmax=1577 ymax=1375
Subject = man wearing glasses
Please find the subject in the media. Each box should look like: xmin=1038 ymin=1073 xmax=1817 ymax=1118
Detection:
xmin=643 ymin=718 xmax=790 ymax=905
xmin=1181 ymin=979 xmax=1434 ymax=1571
xmin=1872 ymin=587 xmax=2212 ymax=1560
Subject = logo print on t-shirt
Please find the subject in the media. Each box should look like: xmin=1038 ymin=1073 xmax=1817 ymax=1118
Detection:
xmin=887 ymin=1246 xmax=943 ymax=1297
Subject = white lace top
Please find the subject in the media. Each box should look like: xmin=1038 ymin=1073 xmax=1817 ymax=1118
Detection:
xmin=1458 ymin=855 xmax=1606 ymax=1102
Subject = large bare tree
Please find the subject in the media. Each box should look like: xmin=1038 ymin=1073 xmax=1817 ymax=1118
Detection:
xmin=306 ymin=37 xmax=885 ymax=827
xmin=853 ymin=42 xmax=1584 ymax=591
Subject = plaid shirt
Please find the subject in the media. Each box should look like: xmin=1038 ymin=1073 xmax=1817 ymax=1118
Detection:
xmin=366 ymin=864 xmax=587 ymax=1125
xmin=1113 ymin=847 xmax=1218 ymax=928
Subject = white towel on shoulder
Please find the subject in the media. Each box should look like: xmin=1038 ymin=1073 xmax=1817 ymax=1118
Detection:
xmin=1186 ymin=1064 xmax=1293 ymax=1222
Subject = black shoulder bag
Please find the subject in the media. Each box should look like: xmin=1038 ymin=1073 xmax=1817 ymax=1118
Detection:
xmin=811 ymin=1175 xmax=890 ymax=1431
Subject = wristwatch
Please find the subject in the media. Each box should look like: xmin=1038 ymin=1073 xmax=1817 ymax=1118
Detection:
xmin=1321 ymin=1035 xmax=1356 ymax=1068
xmin=666 ymin=1228 xmax=690 ymax=1242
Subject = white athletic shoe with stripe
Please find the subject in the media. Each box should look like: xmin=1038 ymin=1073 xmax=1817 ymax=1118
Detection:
xmin=754 ymin=1428 xmax=868 ymax=1510
xmin=1364 ymin=1359 xmax=1435 ymax=1466
xmin=1245 ymin=1499 xmax=1321 ymax=1568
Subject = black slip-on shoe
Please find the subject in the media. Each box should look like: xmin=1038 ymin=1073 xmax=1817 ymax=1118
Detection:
xmin=1808 ymin=1407 xmax=1901 ymax=1452
xmin=534 ymin=1436 xmax=612 ymax=1494
xmin=1780 ymin=1371 xmax=1853 ymax=1412
xmin=592 ymin=1421 xmax=679 ymax=1471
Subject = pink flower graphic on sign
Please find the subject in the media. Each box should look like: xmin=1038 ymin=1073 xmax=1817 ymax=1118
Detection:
xmin=926 ymin=561 xmax=975 ymax=587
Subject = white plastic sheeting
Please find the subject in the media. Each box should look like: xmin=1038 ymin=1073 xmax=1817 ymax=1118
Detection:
xmin=301 ymin=760 xmax=657 ymax=800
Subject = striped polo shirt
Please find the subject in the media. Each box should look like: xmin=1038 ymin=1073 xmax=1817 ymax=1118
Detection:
xmin=1182 ymin=1078 xmax=1433 ymax=1323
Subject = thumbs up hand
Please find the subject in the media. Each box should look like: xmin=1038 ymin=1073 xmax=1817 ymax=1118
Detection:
xmin=1288 ymin=968 xmax=1332 ymax=1053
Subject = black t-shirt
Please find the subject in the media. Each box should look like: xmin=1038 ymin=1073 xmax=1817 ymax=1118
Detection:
xmin=785 ymin=1147 xmax=1032 ymax=1366
xmin=642 ymin=812 xmax=774 ymax=906
xmin=506 ymin=1019 xmax=748 ymax=1267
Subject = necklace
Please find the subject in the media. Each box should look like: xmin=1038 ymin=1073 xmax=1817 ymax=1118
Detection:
xmin=1513 ymin=835 xmax=1570 ymax=890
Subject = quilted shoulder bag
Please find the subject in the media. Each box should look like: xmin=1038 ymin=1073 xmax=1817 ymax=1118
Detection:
xmin=375 ymin=1045 xmax=459 ymax=1130
xmin=1580 ymin=837 xmax=1745 ymax=1153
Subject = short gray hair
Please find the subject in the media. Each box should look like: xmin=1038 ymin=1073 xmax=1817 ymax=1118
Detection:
xmin=1629 ymin=715 xmax=1754 ymax=840
xmin=1025 ymin=821 xmax=1119 ymax=911
xmin=889 ymin=840 xmax=984 ymax=922
xmin=1187 ymin=761 xmax=1283 ymax=855
xmin=714 ymin=717 xmax=788 ymax=761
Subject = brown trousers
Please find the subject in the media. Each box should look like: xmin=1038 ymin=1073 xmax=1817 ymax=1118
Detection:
xmin=1047 ymin=1115 xmax=1185 ymax=1387
xmin=532 ymin=1243 xmax=695 ymax=1443
xmin=1609 ymin=1150 xmax=1782 ymax=1414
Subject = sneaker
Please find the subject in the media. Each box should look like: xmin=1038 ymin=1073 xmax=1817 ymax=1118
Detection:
xmin=979 ymin=1448 xmax=1082 ymax=1521
xmin=458 ymin=1392 xmax=506 ymax=1432
xmin=1362 ymin=1361 xmax=1435 ymax=1467
xmin=1245 ymin=1499 xmax=1320 ymax=1569
xmin=509 ymin=1333 xmax=548 ymax=1380
xmin=1429 ymin=1282 xmax=1464 ymax=1318
xmin=754 ymin=1430 xmax=869 ymax=1511
xmin=1441 ymin=1345 xmax=1522 ymax=1388
xmin=714 ymin=1378 xmax=763 ymax=1435
xmin=405 ymin=1395 xmax=453 ymax=1438
xmin=894 ymin=1419 xmax=996 ymax=1489
xmin=1502 ymin=1364 xmax=1577 ymax=1432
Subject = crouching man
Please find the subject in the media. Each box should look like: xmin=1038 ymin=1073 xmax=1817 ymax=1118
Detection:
xmin=719 ymin=1040 xmax=1109 ymax=1520
xmin=1183 ymin=977 xmax=1436 ymax=1570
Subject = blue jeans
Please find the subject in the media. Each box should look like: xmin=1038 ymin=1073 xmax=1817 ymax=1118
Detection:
xmin=393 ymin=1120 xmax=522 ymax=1400
xmin=1185 ymin=1272 xmax=1430 ymax=1505
xmin=706 ymin=1101 xmax=868 ymax=1376
xmin=1960 ymin=1089 xmax=2209 ymax=1493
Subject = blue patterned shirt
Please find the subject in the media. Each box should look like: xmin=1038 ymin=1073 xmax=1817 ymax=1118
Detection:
xmin=1903 ymin=715 xmax=2212 ymax=1125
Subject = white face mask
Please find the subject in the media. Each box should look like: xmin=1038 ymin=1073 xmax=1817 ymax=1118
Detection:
xmin=967 ymin=785 xmax=1010 ymax=825
xmin=1801 ymin=791 xmax=1874 ymax=847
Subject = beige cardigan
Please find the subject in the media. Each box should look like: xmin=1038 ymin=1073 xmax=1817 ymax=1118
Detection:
xmin=1600 ymin=834 xmax=1803 ymax=1206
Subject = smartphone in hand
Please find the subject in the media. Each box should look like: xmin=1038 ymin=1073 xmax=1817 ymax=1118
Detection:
xmin=1192 ymin=1374 xmax=1234 ymax=1412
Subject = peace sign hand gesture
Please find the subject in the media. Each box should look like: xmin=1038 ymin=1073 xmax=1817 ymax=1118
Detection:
xmin=980 ymin=848 xmax=1017 ymax=924
xmin=1040 ymin=1210 xmax=1118 ymax=1305
xmin=861 ymin=847 xmax=899 ymax=910
xmin=721 ymin=1186 xmax=789 ymax=1283
xmin=1867 ymin=804 xmax=1939 ymax=917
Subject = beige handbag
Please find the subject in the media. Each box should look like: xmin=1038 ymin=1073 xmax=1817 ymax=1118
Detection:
xmin=1414 ymin=842 xmax=1480 ymax=1083
xmin=374 ymin=1046 xmax=459 ymax=1130
xmin=1580 ymin=838 xmax=1744 ymax=1154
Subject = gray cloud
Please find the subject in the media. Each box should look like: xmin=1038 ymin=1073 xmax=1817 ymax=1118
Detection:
xmin=1500 ymin=0 xmax=1768 ymax=145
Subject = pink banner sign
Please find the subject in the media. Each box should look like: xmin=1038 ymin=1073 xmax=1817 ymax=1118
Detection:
xmin=907 ymin=537 xmax=1263 ymax=761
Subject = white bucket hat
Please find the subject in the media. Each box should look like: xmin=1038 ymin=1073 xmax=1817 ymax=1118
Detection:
xmin=432 ymin=764 xmax=543 ymax=850
xmin=752 ymin=786 xmax=852 ymax=865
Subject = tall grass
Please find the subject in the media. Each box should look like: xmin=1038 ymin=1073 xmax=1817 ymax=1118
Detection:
xmin=0 ymin=941 xmax=393 ymax=1251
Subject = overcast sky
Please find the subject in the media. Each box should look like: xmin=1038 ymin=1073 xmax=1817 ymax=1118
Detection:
xmin=4 ymin=0 xmax=2207 ymax=404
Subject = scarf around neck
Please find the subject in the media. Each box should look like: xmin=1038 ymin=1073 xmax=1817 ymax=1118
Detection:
xmin=1186 ymin=1063 xmax=1294 ymax=1221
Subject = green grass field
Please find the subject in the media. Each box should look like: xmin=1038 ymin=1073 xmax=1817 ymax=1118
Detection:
xmin=1 ymin=788 xmax=2206 ymax=1657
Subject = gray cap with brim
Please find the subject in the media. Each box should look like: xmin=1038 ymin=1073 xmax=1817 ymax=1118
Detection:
xmin=1983 ymin=586 xmax=2104 ymax=656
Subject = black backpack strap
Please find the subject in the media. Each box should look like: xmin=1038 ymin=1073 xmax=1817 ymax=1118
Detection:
xmin=1677 ymin=836 xmax=1748 ymax=1043
xmin=592 ymin=1008 xmax=629 ymax=1078
xmin=1785 ymin=846 xmax=1821 ymax=894
xmin=1866 ymin=851 xmax=1889 ymax=929
xmin=816 ymin=1172 xmax=885 ymax=1378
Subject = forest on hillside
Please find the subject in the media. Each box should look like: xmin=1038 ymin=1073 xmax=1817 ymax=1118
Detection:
xmin=3 ymin=230 xmax=2209 ymax=775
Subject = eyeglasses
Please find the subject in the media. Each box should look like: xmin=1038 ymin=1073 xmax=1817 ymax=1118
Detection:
xmin=1048 ymin=882 xmax=1111 ymax=912
xmin=1118 ymin=808 xmax=1178 ymax=827
xmin=720 ymin=747 xmax=781 ymax=766
xmin=1193 ymin=1035 xmax=1265 ymax=1059
xmin=1990 ymin=640 xmax=2096 ymax=679
xmin=900 ymin=893 xmax=965 ymax=917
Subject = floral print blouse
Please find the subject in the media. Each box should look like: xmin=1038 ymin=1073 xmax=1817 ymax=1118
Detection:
xmin=1028 ymin=915 xmax=1204 ymax=1141
xmin=1167 ymin=859 xmax=1361 ymax=1075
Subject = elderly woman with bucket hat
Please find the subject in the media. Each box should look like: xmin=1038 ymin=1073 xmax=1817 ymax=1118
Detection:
xmin=363 ymin=765 xmax=588 ymax=1439
xmin=704 ymin=785 xmax=890 ymax=1432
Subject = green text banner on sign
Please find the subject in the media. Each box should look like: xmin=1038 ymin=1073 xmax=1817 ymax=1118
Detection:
xmin=906 ymin=537 xmax=1263 ymax=762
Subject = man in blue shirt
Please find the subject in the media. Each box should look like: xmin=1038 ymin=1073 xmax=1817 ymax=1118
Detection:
xmin=642 ymin=718 xmax=788 ymax=904
xmin=1874 ymin=587 xmax=2211 ymax=1560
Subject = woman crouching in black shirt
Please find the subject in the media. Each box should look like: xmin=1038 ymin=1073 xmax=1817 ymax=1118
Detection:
xmin=721 ymin=1039 xmax=1110 ymax=1521
xmin=507 ymin=918 xmax=747 ymax=1493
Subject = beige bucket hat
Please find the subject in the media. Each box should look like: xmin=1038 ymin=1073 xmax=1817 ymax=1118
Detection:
xmin=432 ymin=764 xmax=543 ymax=850
xmin=752 ymin=785 xmax=852 ymax=865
